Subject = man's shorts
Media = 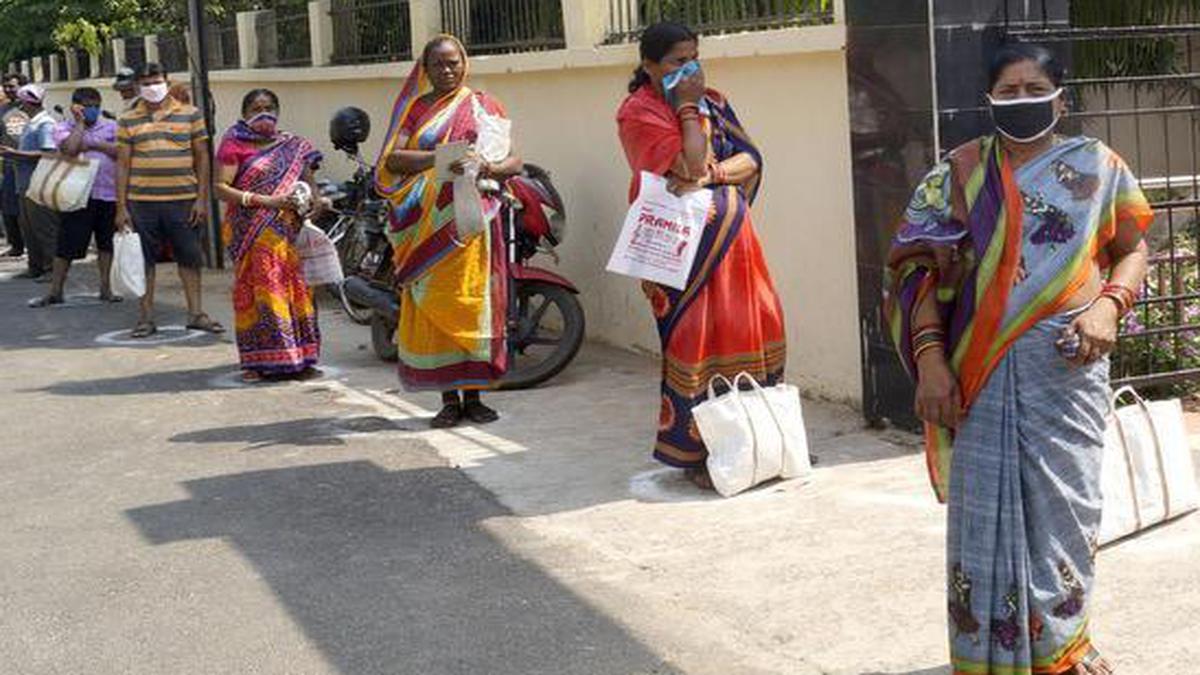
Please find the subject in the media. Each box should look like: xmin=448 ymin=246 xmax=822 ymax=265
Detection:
xmin=129 ymin=199 xmax=204 ymax=269
xmin=57 ymin=198 xmax=116 ymax=260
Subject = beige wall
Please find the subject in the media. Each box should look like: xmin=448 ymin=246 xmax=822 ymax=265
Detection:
xmin=44 ymin=37 xmax=862 ymax=403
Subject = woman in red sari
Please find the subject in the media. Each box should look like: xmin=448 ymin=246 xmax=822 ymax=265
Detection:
xmin=617 ymin=22 xmax=787 ymax=489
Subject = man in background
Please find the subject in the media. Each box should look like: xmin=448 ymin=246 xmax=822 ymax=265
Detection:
xmin=1 ymin=72 xmax=30 ymax=257
xmin=116 ymin=63 xmax=222 ymax=337
xmin=0 ymin=83 xmax=59 ymax=280
xmin=113 ymin=67 xmax=138 ymax=110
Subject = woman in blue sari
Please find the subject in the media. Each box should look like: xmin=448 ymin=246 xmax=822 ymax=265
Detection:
xmin=886 ymin=45 xmax=1152 ymax=674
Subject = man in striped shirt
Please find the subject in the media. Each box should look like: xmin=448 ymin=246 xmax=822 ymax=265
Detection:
xmin=116 ymin=62 xmax=223 ymax=337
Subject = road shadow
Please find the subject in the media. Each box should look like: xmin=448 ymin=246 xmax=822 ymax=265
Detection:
xmin=26 ymin=364 xmax=246 ymax=396
xmin=125 ymin=460 xmax=680 ymax=675
xmin=169 ymin=415 xmax=423 ymax=449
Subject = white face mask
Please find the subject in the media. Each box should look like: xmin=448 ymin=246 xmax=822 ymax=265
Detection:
xmin=140 ymin=82 xmax=169 ymax=104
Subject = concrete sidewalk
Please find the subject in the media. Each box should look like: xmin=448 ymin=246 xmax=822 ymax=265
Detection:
xmin=1 ymin=255 xmax=1198 ymax=674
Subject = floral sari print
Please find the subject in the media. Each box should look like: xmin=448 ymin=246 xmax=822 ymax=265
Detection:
xmin=885 ymin=135 xmax=1152 ymax=674
xmin=617 ymin=83 xmax=786 ymax=468
xmin=374 ymin=35 xmax=509 ymax=391
xmin=218 ymin=123 xmax=322 ymax=375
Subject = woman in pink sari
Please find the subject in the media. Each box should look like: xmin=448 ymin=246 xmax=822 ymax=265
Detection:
xmin=215 ymin=89 xmax=323 ymax=382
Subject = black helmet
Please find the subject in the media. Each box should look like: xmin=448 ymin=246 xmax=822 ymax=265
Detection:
xmin=329 ymin=106 xmax=371 ymax=155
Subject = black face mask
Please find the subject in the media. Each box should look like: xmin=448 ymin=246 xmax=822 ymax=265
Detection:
xmin=988 ymin=89 xmax=1063 ymax=143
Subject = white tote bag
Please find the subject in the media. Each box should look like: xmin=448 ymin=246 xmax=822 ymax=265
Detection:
xmin=1099 ymin=386 xmax=1200 ymax=545
xmin=109 ymin=231 xmax=146 ymax=298
xmin=26 ymin=156 xmax=99 ymax=212
xmin=693 ymin=372 xmax=812 ymax=498
xmin=295 ymin=221 xmax=344 ymax=286
xmin=606 ymin=172 xmax=711 ymax=291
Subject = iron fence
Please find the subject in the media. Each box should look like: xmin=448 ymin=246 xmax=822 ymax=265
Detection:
xmin=606 ymin=0 xmax=834 ymax=43
xmin=441 ymin=0 xmax=565 ymax=55
xmin=123 ymin=35 xmax=147 ymax=71
xmin=100 ymin=44 xmax=115 ymax=77
xmin=207 ymin=20 xmax=241 ymax=70
xmin=330 ymin=0 xmax=412 ymax=64
xmin=1004 ymin=12 xmax=1200 ymax=393
xmin=256 ymin=9 xmax=313 ymax=67
xmin=71 ymin=50 xmax=92 ymax=80
xmin=158 ymin=34 xmax=190 ymax=73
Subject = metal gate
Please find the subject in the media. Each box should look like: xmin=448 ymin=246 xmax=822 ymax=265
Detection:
xmin=1003 ymin=7 xmax=1200 ymax=393
xmin=849 ymin=0 xmax=1200 ymax=429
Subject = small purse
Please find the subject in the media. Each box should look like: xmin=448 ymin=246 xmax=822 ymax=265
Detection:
xmin=26 ymin=155 xmax=99 ymax=212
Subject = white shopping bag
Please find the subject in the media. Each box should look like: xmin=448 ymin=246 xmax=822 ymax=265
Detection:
xmin=693 ymin=372 xmax=812 ymax=498
xmin=472 ymin=96 xmax=512 ymax=164
xmin=434 ymin=141 xmax=486 ymax=240
xmin=606 ymin=171 xmax=711 ymax=291
xmin=109 ymin=230 xmax=146 ymax=298
xmin=1099 ymin=386 xmax=1200 ymax=545
xmin=295 ymin=221 xmax=343 ymax=286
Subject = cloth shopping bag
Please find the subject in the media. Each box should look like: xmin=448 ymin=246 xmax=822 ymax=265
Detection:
xmin=606 ymin=171 xmax=711 ymax=291
xmin=109 ymin=231 xmax=146 ymax=298
xmin=26 ymin=155 xmax=99 ymax=212
xmin=1099 ymin=386 xmax=1200 ymax=545
xmin=295 ymin=221 xmax=344 ymax=286
xmin=693 ymin=372 xmax=812 ymax=497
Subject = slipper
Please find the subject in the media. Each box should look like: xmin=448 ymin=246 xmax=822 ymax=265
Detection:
xmin=27 ymin=295 xmax=63 ymax=308
xmin=430 ymin=404 xmax=464 ymax=429
xmin=99 ymin=293 xmax=124 ymax=303
xmin=462 ymin=400 xmax=500 ymax=424
xmin=684 ymin=467 xmax=715 ymax=491
xmin=130 ymin=320 xmax=157 ymax=338
xmin=241 ymin=370 xmax=264 ymax=383
xmin=186 ymin=312 xmax=226 ymax=334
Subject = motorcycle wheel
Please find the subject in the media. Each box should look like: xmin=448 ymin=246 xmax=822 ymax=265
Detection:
xmin=371 ymin=312 xmax=399 ymax=362
xmin=499 ymin=280 xmax=585 ymax=390
xmin=336 ymin=280 xmax=375 ymax=326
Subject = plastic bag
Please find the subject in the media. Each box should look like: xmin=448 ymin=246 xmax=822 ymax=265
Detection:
xmin=110 ymin=230 xmax=146 ymax=298
xmin=605 ymin=171 xmax=711 ymax=291
xmin=295 ymin=221 xmax=343 ymax=286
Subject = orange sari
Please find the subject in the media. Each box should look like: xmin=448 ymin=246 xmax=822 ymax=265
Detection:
xmin=617 ymin=84 xmax=786 ymax=467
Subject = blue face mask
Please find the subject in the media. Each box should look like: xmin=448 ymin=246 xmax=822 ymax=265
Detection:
xmin=82 ymin=106 xmax=101 ymax=125
xmin=661 ymin=60 xmax=708 ymax=113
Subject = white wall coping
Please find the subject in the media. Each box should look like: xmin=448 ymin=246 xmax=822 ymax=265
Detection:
xmin=43 ymin=23 xmax=844 ymax=93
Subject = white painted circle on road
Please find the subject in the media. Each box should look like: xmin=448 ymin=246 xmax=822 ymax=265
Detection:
xmin=94 ymin=324 xmax=207 ymax=346
xmin=207 ymin=364 xmax=344 ymax=389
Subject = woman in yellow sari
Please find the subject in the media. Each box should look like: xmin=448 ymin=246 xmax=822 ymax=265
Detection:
xmin=375 ymin=35 xmax=523 ymax=428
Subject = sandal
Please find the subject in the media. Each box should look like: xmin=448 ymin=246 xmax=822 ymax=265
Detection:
xmin=98 ymin=293 xmax=124 ymax=303
xmin=1076 ymin=646 xmax=1113 ymax=675
xmin=294 ymin=366 xmax=322 ymax=381
xmin=684 ymin=467 xmax=715 ymax=491
xmin=130 ymin=320 xmax=157 ymax=339
xmin=462 ymin=400 xmax=500 ymax=424
xmin=27 ymin=294 xmax=63 ymax=308
xmin=430 ymin=403 xmax=464 ymax=429
xmin=186 ymin=313 xmax=226 ymax=334
xmin=241 ymin=370 xmax=264 ymax=383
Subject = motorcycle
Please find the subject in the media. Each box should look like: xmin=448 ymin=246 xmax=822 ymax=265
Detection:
xmin=322 ymin=107 xmax=585 ymax=390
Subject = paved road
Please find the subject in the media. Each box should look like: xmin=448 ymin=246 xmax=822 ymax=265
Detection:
xmin=2 ymin=255 xmax=1198 ymax=675
xmin=0 ymin=258 xmax=677 ymax=675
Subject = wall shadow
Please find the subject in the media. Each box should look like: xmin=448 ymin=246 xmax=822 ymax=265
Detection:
xmin=125 ymin=460 xmax=680 ymax=675
xmin=169 ymin=415 xmax=422 ymax=449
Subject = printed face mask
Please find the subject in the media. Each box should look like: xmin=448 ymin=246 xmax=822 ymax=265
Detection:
xmin=140 ymin=82 xmax=170 ymax=104
xmin=988 ymin=88 xmax=1063 ymax=143
xmin=82 ymin=106 xmax=101 ymax=125
xmin=247 ymin=112 xmax=278 ymax=137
